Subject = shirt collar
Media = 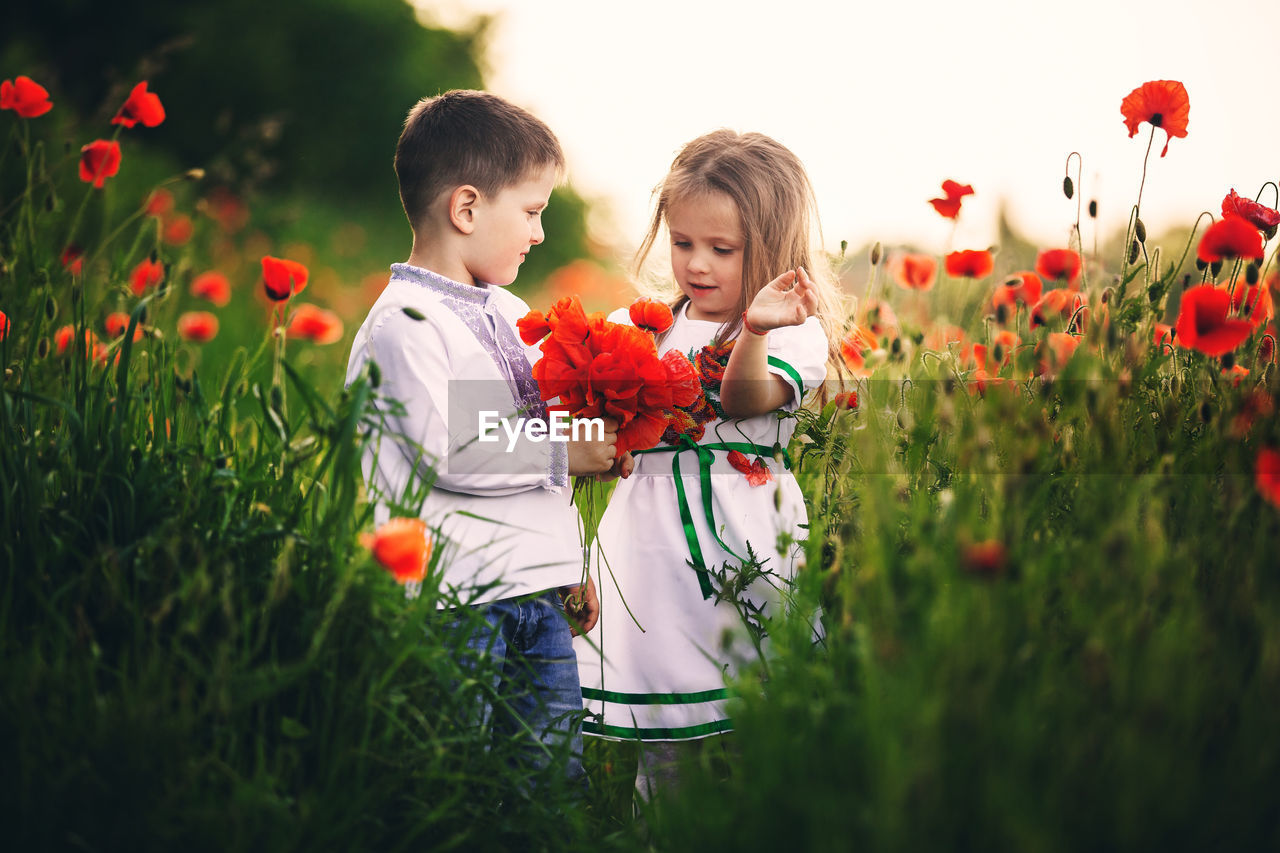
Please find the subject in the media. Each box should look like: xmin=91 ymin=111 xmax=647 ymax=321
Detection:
xmin=389 ymin=263 xmax=491 ymax=306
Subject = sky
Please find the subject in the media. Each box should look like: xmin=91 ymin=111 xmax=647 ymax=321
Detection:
xmin=417 ymin=0 xmax=1280 ymax=262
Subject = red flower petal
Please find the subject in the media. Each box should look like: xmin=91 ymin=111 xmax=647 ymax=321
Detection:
xmin=78 ymin=140 xmax=122 ymax=189
xmin=129 ymin=258 xmax=165 ymax=296
xmin=726 ymin=449 xmax=752 ymax=474
xmin=177 ymin=311 xmax=219 ymax=343
xmin=629 ymin=297 xmax=674 ymax=334
xmin=1198 ymin=216 xmax=1265 ymax=264
xmin=1035 ymin=249 xmax=1082 ymax=286
xmin=1120 ymin=80 xmax=1190 ymax=157
xmin=261 ymin=256 xmax=310 ymax=301
xmin=361 ymin=517 xmax=432 ymax=584
xmin=287 ymin=303 xmax=344 ymax=345
xmin=1222 ymin=189 xmax=1280 ymax=231
xmin=0 ymin=75 xmax=53 ymax=118
xmin=1257 ymin=448 xmax=1280 ymax=509
xmin=191 ymin=271 xmax=231 ymax=307
xmin=1174 ymin=284 xmax=1254 ymax=357
xmin=892 ymin=253 xmax=937 ymax=291
xmin=517 ymin=310 xmax=552 ymax=344
xmin=745 ymin=457 xmax=773 ymax=487
xmin=944 ymin=250 xmax=994 ymax=279
xmin=112 ymin=81 xmax=165 ymax=129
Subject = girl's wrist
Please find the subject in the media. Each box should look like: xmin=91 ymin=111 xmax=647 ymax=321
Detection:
xmin=741 ymin=311 xmax=768 ymax=336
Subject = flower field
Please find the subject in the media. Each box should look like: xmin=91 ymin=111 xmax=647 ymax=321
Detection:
xmin=2 ymin=67 xmax=1279 ymax=853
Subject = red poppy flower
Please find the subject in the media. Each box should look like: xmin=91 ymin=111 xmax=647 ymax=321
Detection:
xmin=726 ymin=450 xmax=773 ymax=487
xmin=516 ymin=310 xmax=552 ymax=345
xmin=145 ymin=189 xmax=174 ymax=218
xmin=61 ymin=245 xmax=84 ymax=276
xmin=1222 ymin=364 xmax=1250 ymax=387
xmin=970 ymin=330 xmax=1021 ymax=371
xmin=924 ymin=325 xmax=967 ymax=352
xmin=0 ymin=75 xmax=53 ymax=118
xmin=1198 ymin=216 xmax=1265 ymax=264
xmin=961 ymin=539 xmax=1007 ymax=578
xmin=162 ymin=214 xmax=193 ymax=246
xmin=261 ymin=256 xmax=310 ymax=301
xmin=104 ymin=311 xmax=143 ymax=342
xmin=112 ymin=81 xmax=165 ymax=129
xmin=1261 ymin=325 xmax=1276 ymax=365
xmin=54 ymin=325 xmax=100 ymax=356
xmin=1035 ymin=332 xmax=1081 ymax=375
xmin=1257 ymin=448 xmax=1280 ymax=509
xmin=944 ymin=249 xmax=994 ymax=279
xmin=1120 ymin=80 xmax=1190 ymax=157
xmin=1221 ymin=189 xmax=1280 ymax=231
xmin=190 ymin=271 xmax=231 ymax=307
xmin=1031 ymin=289 xmax=1088 ymax=331
xmin=130 ymin=258 xmax=165 ymax=296
xmin=360 ymin=517 xmax=432 ymax=584
xmin=286 ymin=303 xmax=344 ymax=345
xmin=1153 ymin=322 xmax=1175 ymax=351
xmin=79 ymin=140 xmax=122 ymax=189
xmin=839 ymin=326 xmax=875 ymax=378
xmin=860 ymin=299 xmax=900 ymax=341
xmin=0 ymin=309 xmax=9 ymax=341
xmin=929 ymin=180 xmax=974 ymax=220
xmin=832 ymin=390 xmax=858 ymax=410
xmin=1173 ymin=284 xmax=1254 ymax=357
xmin=177 ymin=311 xmax=219 ymax=343
xmin=891 ymin=253 xmax=937 ymax=291
xmin=1218 ymin=280 xmax=1273 ymax=330
xmin=992 ymin=272 xmax=1043 ymax=314
xmin=660 ymin=349 xmax=702 ymax=408
xmin=629 ymin=297 xmax=674 ymax=334
xmin=206 ymin=187 xmax=249 ymax=233
xmin=1035 ymin=249 xmax=1081 ymax=286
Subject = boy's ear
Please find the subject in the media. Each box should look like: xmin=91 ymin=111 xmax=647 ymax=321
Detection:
xmin=447 ymin=185 xmax=481 ymax=235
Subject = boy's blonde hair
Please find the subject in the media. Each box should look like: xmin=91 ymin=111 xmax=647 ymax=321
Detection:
xmin=634 ymin=130 xmax=844 ymax=370
xmin=394 ymin=90 xmax=564 ymax=232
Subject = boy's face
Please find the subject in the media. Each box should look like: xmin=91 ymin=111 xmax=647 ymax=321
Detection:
xmin=462 ymin=164 xmax=557 ymax=286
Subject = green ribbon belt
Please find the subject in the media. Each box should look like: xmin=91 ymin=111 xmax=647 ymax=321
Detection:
xmin=632 ymin=436 xmax=792 ymax=599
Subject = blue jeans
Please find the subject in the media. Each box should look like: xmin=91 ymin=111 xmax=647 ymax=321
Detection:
xmin=453 ymin=590 xmax=586 ymax=790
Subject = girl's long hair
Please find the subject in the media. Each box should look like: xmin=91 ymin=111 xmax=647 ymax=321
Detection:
xmin=634 ymin=130 xmax=845 ymax=383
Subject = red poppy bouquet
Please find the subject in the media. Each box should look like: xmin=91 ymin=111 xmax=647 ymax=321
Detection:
xmin=519 ymin=294 xmax=698 ymax=601
xmin=518 ymin=295 xmax=699 ymax=457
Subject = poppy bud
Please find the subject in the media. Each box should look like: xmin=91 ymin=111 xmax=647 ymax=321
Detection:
xmin=44 ymin=296 xmax=57 ymax=319
xmin=1210 ymin=260 xmax=1223 ymax=277
xmin=1063 ymin=176 xmax=1074 ymax=199
xmin=943 ymin=377 xmax=955 ymax=396
xmin=1088 ymin=200 xmax=1098 ymax=218
xmin=149 ymin=249 xmax=157 ymax=263
xmin=269 ymin=384 xmax=284 ymax=413
xmin=185 ymin=168 xmax=206 ymax=181
xmin=1200 ymin=401 xmax=1212 ymax=422
xmin=1246 ymin=262 xmax=1260 ymax=285
xmin=402 ymin=307 xmax=425 ymax=322
xmin=993 ymin=344 xmax=1005 ymax=364
xmin=1195 ymin=258 xmax=1207 ymax=271
xmin=839 ymin=239 xmax=848 ymax=258
xmin=1170 ymin=376 xmax=1180 ymax=396
xmin=1128 ymin=241 xmax=1140 ymax=264
xmin=368 ymin=361 xmax=382 ymax=388
xmin=870 ymin=242 xmax=881 ymax=266
xmin=995 ymin=303 xmax=1009 ymax=324
xmin=1135 ymin=218 xmax=1147 ymax=243
xmin=1101 ymin=287 xmax=1112 ymax=305
xmin=36 ymin=337 xmax=50 ymax=358
xmin=891 ymin=337 xmax=902 ymax=355
xmin=1147 ymin=284 xmax=1161 ymax=304
xmin=1221 ymin=352 xmax=1235 ymax=370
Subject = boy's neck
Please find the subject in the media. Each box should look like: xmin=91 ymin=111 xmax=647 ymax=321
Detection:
xmin=405 ymin=232 xmax=480 ymax=287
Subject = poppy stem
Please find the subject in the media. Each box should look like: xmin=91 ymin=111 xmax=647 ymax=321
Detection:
xmin=1135 ymin=124 xmax=1157 ymax=217
xmin=1255 ymin=182 xmax=1278 ymax=209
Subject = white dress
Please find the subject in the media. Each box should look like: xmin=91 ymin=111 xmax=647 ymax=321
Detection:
xmin=575 ymin=304 xmax=828 ymax=740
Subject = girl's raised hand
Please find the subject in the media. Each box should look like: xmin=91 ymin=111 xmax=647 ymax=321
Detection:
xmin=744 ymin=267 xmax=819 ymax=332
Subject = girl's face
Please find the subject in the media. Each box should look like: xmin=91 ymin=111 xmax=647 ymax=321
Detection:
xmin=666 ymin=191 xmax=744 ymax=323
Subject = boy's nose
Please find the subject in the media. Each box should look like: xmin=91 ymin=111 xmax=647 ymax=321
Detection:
xmin=530 ymin=220 xmax=544 ymax=245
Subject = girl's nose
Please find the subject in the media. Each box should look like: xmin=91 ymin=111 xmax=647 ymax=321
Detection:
xmin=687 ymin=251 xmax=710 ymax=274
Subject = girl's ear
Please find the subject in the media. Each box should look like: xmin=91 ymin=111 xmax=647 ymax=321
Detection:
xmin=448 ymin=185 xmax=481 ymax=235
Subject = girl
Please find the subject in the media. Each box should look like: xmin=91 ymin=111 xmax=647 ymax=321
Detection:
xmin=574 ymin=130 xmax=844 ymax=801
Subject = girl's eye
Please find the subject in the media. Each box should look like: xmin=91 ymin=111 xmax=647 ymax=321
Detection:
xmin=672 ymin=240 xmax=691 ymax=249
xmin=713 ymin=247 xmax=734 ymax=256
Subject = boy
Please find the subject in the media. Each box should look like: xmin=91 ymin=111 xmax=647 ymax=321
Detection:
xmin=345 ymin=90 xmax=614 ymax=786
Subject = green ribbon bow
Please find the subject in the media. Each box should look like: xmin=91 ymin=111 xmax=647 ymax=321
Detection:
xmin=632 ymin=436 xmax=792 ymax=599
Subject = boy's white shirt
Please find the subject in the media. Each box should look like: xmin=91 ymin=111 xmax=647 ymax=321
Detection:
xmin=345 ymin=263 xmax=580 ymax=604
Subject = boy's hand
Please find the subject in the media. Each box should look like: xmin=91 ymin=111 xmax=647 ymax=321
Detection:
xmin=745 ymin=266 xmax=819 ymax=332
xmin=567 ymin=417 xmax=618 ymax=476
xmin=595 ymin=450 xmax=635 ymax=483
xmin=560 ymin=576 xmax=600 ymax=636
